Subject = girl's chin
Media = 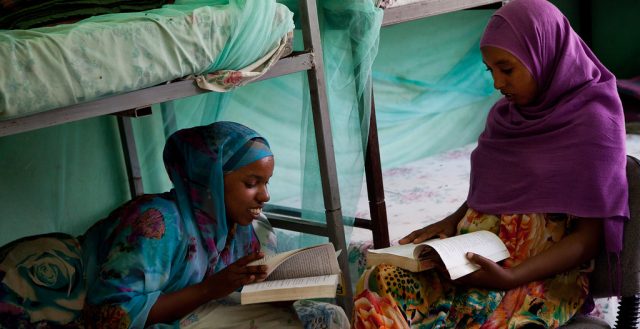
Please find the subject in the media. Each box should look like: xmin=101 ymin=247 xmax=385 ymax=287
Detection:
xmin=235 ymin=218 xmax=255 ymax=226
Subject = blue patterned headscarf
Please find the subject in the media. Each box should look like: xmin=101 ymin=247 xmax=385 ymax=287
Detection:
xmin=163 ymin=121 xmax=273 ymax=274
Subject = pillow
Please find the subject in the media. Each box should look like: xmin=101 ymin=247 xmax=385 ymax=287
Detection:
xmin=0 ymin=233 xmax=85 ymax=327
xmin=0 ymin=0 xmax=174 ymax=30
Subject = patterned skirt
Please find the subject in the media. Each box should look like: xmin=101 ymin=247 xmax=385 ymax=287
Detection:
xmin=352 ymin=209 xmax=591 ymax=329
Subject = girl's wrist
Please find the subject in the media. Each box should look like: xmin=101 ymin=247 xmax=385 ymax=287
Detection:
xmin=199 ymin=277 xmax=224 ymax=301
xmin=504 ymin=266 xmax=527 ymax=289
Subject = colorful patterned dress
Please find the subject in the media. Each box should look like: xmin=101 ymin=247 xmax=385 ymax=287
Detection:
xmin=352 ymin=209 xmax=592 ymax=329
xmin=0 ymin=122 xmax=350 ymax=328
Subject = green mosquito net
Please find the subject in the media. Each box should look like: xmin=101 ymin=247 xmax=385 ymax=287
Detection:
xmin=0 ymin=1 xmax=498 ymax=252
xmin=129 ymin=0 xmax=384 ymax=249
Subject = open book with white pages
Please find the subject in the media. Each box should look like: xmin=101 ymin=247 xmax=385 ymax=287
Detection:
xmin=366 ymin=230 xmax=510 ymax=280
xmin=240 ymin=243 xmax=342 ymax=304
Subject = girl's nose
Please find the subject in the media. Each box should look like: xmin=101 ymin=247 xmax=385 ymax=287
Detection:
xmin=493 ymin=73 xmax=506 ymax=90
xmin=258 ymin=186 xmax=270 ymax=203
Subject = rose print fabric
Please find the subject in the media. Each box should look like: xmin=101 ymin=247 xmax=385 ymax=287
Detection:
xmin=0 ymin=233 xmax=85 ymax=328
xmin=353 ymin=209 xmax=591 ymax=329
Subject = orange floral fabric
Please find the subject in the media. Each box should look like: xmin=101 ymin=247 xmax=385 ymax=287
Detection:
xmin=353 ymin=209 xmax=592 ymax=329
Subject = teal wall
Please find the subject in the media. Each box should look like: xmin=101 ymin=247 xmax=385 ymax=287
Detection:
xmin=0 ymin=116 xmax=130 ymax=245
xmin=552 ymin=0 xmax=640 ymax=78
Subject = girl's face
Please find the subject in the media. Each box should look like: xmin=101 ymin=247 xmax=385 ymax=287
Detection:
xmin=481 ymin=46 xmax=538 ymax=107
xmin=223 ymin=156 xmax=274 ymax=226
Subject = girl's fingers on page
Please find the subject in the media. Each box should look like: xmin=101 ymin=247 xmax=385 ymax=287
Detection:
xmin=254 ymin=273 xmax=269 ymax=282
xmin=399 ymin=229 xmax=421 ymax=244
xmin=245 ymin=265 xmax=268 ymax=274
xmin=465 ymin=252 xmax=486 ymax=267
xmin=466 ymin=253 xmax=503 ymax=273
xmin=244 ymin=275 xmax=256 ymax=284
xmin=234 ymin=252 xmax=265 ymax=266
xmin=413 ymin=228 xmax=438 ymax=243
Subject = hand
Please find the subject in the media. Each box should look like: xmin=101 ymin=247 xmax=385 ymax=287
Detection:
xmin=202 ymin=252 xmax=269 ymax=298
xmin=454 ymin=252 xmax=516 ymax=290
xmin=399 ymin=217 xmax=458 ymax=245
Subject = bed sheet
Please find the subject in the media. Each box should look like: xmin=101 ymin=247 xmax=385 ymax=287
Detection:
xmin=0 ymin=0 xmax=294 ymax=120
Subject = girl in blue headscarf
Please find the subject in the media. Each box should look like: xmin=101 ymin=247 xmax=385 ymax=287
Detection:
xmin=1 ymin=121 xmax=349 ymax=328
xmin=81 ymin=121 xmax=276 ymax=327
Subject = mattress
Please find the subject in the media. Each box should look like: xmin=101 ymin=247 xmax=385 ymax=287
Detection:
xmin=0 ymin=0 xmax=294 ymax=120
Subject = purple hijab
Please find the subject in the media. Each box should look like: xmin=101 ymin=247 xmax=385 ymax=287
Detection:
xmin=469 ymin=0 xmax=628 ymax=253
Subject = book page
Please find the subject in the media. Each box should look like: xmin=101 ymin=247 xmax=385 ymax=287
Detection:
xmin=266 ymin=243 xmax=340 ymax=281
xmin=242 ymin=274 xmax=339 ymax=293
xmin=248 ymin=248 xmax=301 ymax=276
xmin=424 ymin=230 xmax=509 ymax=280
xmin=240 ymin=274 xmax=339 ymax=304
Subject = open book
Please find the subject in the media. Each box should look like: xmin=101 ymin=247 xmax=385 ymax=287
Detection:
xmin=240 ymin=243 xmax=341 ymax=304
xmin=366 ymin=230 xmax=509 ymax=280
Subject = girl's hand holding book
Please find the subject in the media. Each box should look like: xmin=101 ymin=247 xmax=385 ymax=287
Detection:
xmin=203 ymin=252 xmax=269 ymax=298
xmin=399 ymin=215 xmax=459 ymax=245
xmin=399 ymin=202 xmax=468 ymax=245
xmin=453 ymin=252 xmax=515 ymax=290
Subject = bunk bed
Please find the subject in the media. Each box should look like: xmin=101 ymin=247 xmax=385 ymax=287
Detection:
xmin=0 ymin=0 xmax=357 ymax=322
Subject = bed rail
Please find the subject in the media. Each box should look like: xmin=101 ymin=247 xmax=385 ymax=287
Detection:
xmin=382 ymin=0 xmax=504 ymax=26
xmin=0 ymin=52 xmax=314 ymax=137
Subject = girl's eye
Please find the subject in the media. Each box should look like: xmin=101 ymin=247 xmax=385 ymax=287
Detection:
xmin=501 ymin=68 xmax=513 ymax=75
xmin=244 ymin=181 xmax=257 ymax=188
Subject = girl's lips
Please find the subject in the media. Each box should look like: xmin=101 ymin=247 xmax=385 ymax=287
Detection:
xmin=249 ymin=208 xmax=262 ymax=218
xmin=503 ymin=93 xmax=514 ymax=101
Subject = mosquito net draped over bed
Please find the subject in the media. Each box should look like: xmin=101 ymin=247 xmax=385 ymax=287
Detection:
xmin=0 ymin=0 xmax=385 ymax=248
xmin=0 ymin=3 xmax=503 ymax=252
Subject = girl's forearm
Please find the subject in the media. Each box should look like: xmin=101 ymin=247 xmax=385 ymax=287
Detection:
xmin=146 ymin=280 xmax=224 ymax=326
xmin=508 ymin=218 xmax=602 ymax=287
xmin=454 ymin=202 xmax=469 ymax=219
xmin=446 ymin=201 xmax=468 ymax=225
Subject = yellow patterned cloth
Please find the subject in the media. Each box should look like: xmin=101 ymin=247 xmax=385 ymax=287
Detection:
xmin=353 ymin=209 xmax=592 ymax=329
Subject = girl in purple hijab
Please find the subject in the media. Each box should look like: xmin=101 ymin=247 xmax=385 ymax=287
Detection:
xmin=353 ymin=0 xmax=628 ymax=328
